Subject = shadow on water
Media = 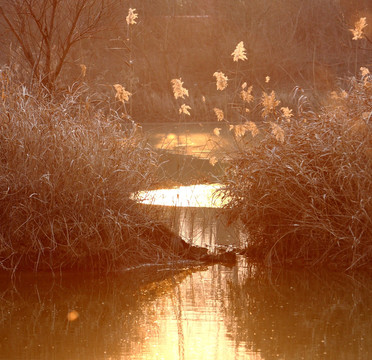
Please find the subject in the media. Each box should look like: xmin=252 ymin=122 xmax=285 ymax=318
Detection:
xmin=1 ymin=263 xmax=372 ymax=359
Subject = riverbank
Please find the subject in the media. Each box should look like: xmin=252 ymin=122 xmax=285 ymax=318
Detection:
xmin=1 ymin=65 xmax=371 ymax=275
xmin=0 ymin=68 xmax=237 ymax=275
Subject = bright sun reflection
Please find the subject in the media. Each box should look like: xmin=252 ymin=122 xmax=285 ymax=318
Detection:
xmin=125 ymin=268 xmax=261 ymax=360
xmin=133 ymin=184 xmax=228 ymax=208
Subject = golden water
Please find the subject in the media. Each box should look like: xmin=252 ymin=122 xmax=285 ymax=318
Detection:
xmin=2 ymin=128 xmax=372 ymax=359
xmin=2 ymin=263 xmax=372 ymax=359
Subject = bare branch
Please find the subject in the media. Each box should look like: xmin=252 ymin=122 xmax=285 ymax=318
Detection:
xmin=0 ymin=0 xmax=114 ymax=89
xmin=0 ymin=5 xmax=37 ymax=75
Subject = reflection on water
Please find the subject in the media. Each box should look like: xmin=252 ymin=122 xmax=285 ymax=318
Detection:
xmin=142 ymin=122 xmax=262 ymax=165
xmin=227 ymin=267 xmax=372 ymax=360
xmin=132 ymin=264 xmax=255 ymax=360
xmin=164 ymin=205 xmax=246 ymax=250
xmin=133 ymin=184 xmax=245 ymax=251
xmin=142 ymin=122 xmax=244 ymax=185
xmin=1 ymin=263 xmax=372 ymax=359
xmin=152 ymin=131 xmax=216 ymax=158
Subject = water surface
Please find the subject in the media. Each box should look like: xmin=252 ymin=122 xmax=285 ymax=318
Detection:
xmin=1 ymin=263 xmax=372 ymax=359
xmin=2 ymin=127 xmax=372 ymax=359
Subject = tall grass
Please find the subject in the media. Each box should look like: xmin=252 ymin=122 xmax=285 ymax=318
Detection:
xmin=221 ymin=72 xmax=372 ymax=270
xmin=0 ymin=68 xmax=183 ymax=273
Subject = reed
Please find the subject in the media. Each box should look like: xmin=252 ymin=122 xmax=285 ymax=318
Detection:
xmin=0 ymin=67 xmax=181 ymax=273
xmin=220 ymin=71 xmax=372 ymax=270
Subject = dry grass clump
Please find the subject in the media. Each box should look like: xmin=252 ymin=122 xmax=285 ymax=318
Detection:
xmin=0 ymin=68 xmax=180 ymax=273
xmin=221 ymin=72 xmax=372 ymax=271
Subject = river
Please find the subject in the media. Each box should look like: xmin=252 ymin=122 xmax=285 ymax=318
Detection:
xmin=1 ymin=253 xmax=372 ymax=359
xmin=1 ymin=125 xmax=372 ymax=359
xmin=1 ymin=182 xmax=372 ymax=359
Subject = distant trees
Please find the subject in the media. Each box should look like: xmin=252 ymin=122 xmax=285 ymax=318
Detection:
xmin=0 ymin=0 xmax=117 ymax=89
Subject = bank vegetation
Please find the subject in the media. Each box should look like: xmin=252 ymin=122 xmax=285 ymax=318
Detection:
xmin=0 ymin=69 xmax=187 ymax=274
xmin=221 ymin=72 xmax=372 ymax=271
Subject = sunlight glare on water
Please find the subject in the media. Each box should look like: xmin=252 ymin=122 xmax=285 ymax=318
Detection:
xmin=125 ymin=265 xmax=261 ymax=360
xmin=134 ymin=183 xmax=228 ymax=208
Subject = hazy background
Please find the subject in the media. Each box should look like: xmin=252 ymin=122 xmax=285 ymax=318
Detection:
xmin=1 ymin=0 xmax=371 ymax=122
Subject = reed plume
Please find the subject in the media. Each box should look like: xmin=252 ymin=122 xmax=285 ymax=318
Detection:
xmin=179 ymin=104 xmax=191 ymax=115
xmin=281 ymin=107 xmax=293 ymax=121
xmin=240 ymin=84 xmax=254 ymax=103
xmin=114 ymin=84 xmax=132 ymax=102
xmin=126 ymin=8 xmax=138 ymax=25
xmin=270 ymin=122 xmax=285 ymax=143
xmin=213 ymin=72 xmax=228 ymax=91
xmin=171 ymin=78 xmax=189 ymax=99
xmin=350 ymin=17 xmax=367 ymax=40
xmin=261 ymin=91 xmax=280 ymax=117
xmin=213 ymin=107 xmax=224 ymax=121
xmin=231 ymin=41 xmax=247 ymax=62
xmin=360 ymin=67 xmax=370 ymax=77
